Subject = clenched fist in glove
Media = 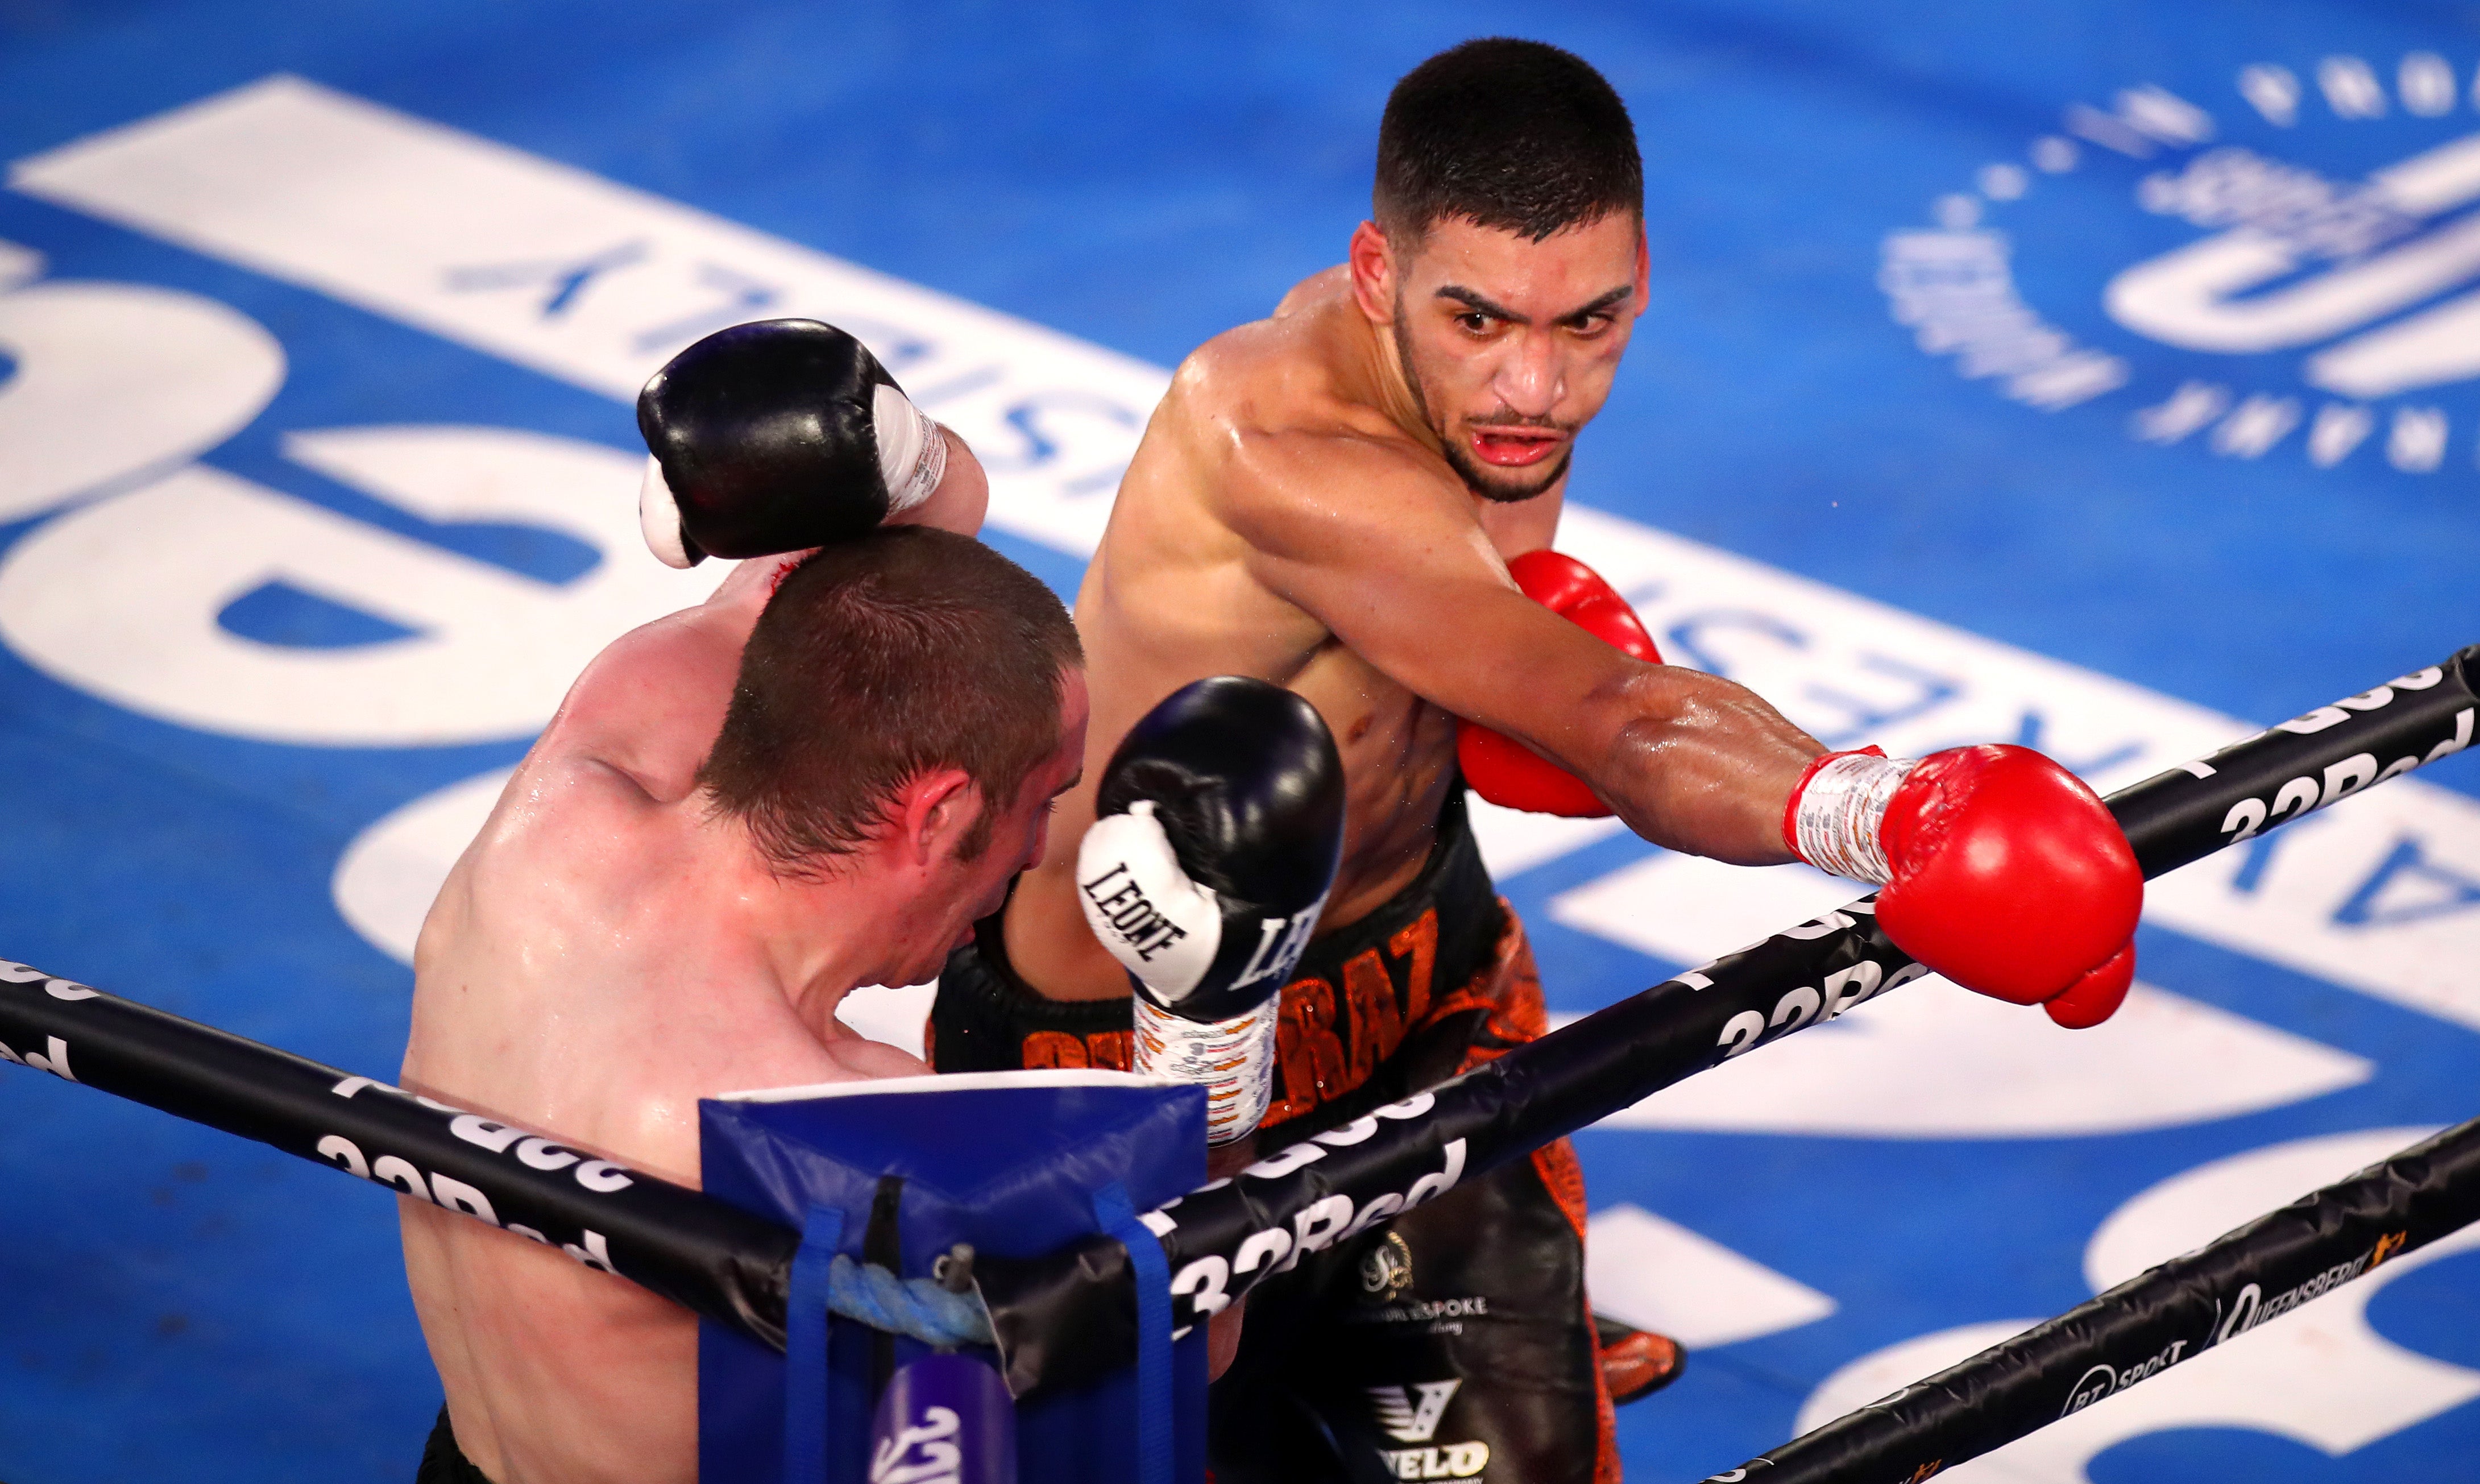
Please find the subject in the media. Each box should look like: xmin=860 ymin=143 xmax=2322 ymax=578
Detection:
xmin=1784 ymin=744 xmax=2142 ymax=1027
xmin=1076 ymin=677 xmax=1346 ymax=1144
xmin=1458 ymin=550 xmax=1661 ymax=818
xmin=636 ymin=318 xmax=956 ymax=566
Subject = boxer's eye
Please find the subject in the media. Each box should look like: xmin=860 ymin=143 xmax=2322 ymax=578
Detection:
xmin=1455 ymin=312 xmax=1492 ymax=334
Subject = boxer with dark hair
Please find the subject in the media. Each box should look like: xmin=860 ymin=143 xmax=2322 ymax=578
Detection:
xmin=398 ymin=325 xmax=1084 ymax=1484
xmin=932 ymin=37 xmax=2141 ymax=1484
xmin=700 ymin=532 xmax=1085 ymax=869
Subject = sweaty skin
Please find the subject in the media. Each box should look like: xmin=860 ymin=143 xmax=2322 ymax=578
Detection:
xmin=1006 ymin=213 xmax=1824 ymax=1006
xmin=396 ymin=443 xmax=1093 ymax=1484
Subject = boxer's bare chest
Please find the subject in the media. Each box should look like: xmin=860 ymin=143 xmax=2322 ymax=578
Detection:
xmin=1082 ymin=449 xmax=1462 ymax=928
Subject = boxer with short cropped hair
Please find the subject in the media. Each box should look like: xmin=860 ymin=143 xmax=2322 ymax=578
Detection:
xmin=399 ymin=328 xmax=1080 ymax=1484
xmin=700 ymin=534 xmax=1085 ymax=870
xmin=932 ymin=36 xmax=2139 ymax=1484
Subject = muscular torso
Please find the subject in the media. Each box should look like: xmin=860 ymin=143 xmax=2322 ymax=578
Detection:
xmin=1008 ymin=269 xmax=1557 ymax=998
xmin=400 ymin=556 xmax=921 ymax=1484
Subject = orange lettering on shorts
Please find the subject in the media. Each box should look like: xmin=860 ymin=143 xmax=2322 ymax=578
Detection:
xmin=1388 ymin=910 xmax=1438 ymax=1027
xmin=1022 ymin=1031 xmax=1089 ymax=1070
xmin=1085 ymin=1030 xmax=1133 ymax=1072
xmin=1342 ymin=948 xmax=1404 ymax=1085
xmin=1266 ymin=976 xmax=1347 ymax=1125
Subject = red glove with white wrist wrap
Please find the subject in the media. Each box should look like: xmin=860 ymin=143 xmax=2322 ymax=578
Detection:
xmin=1458 ymin=551 xmax=1661 ymax=818
xmin=1784 ymin=744 xmax=2142 ymax=1027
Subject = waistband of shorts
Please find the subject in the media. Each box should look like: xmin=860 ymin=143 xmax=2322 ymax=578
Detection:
xmin=942 ymin=909 xmax=1135 ymax=1041
xmin=1284 ymin=785 xmax=1503 ymax=996
xmin=418 ymin=1407 xmax=497 ymax=1484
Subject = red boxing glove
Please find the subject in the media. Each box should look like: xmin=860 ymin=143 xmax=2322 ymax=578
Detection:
xmin=1784 ymin=744 xmax=2142 ymax=1027
xmin=1457 ymin=551 xmax=1661 ymax=818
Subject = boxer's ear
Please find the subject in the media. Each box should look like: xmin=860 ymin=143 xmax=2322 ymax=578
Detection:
xmin=890 ymin=768 xmax=978 ymax=868
xmin=1348 ymin=220 xmax=1397 ymax=324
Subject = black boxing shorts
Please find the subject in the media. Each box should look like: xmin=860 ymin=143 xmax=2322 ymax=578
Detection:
xmin=931 ymin=789 xmax=1619 ymax=1484
xmin=417 ymin=1407 xmax=496 ymax=1484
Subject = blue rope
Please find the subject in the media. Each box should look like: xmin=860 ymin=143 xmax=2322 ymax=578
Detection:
xmin=824 ymin=1251 xmax=994 ymax=1348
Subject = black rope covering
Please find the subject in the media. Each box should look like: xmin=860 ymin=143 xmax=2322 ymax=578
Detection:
xmin=0 ymin=970 xmax=802 ymax=1349
xmin=1697 ymin=1115 xmax=2480 ymax=1484
xmin=0 ymin=646 xmax=2470 ymax=1394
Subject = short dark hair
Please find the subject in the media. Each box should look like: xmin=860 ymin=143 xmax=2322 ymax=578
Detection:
xmin=1374 ymin=38 xmax=1643 ymax=246
xmin=698 ymin=528 xmax=1083 ymax=874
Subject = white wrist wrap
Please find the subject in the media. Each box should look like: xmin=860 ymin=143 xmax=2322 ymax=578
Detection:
xmin=1790 ymin=752 xmax=1920 ymax=885
xmin=1134 ymin=993 xmax=1278 ymax=1145
xmin=870 ymin=382 xmax=948 ymax=515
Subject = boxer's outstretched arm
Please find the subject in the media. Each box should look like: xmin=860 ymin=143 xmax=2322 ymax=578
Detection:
xmin=1228 ymin=437 xmax=1820 ymax=865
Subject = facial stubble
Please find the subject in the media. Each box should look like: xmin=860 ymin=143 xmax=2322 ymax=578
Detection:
xmin=1390 ymin=301 xmax=1573 ymax=505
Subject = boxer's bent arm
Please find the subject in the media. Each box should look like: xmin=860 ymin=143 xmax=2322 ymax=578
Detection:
xmin=546 ymin=432 xmax=981 ymax=807
xmin=1227 ymin=437 xmax=1818 ymax=864
xmin=544 ymin=553 xmax=804 ymax=805
xmin=890 ymin=426 xmax=989 ymax=538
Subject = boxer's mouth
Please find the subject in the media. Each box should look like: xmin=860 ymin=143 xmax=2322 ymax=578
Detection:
xmin=1469 ymin=426 xmax=1565 ymax=467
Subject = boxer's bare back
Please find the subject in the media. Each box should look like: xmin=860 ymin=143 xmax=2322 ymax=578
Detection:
xmin=1009 ymin=213 xmax=1817 ymax=1002
xmin=400 ymin=462 xmax=1083 ymax=1484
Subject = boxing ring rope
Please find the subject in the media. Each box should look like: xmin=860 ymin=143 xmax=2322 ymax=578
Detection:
xmin=0 ymin=646 xmax=2473 ymax=1406
xmin=1695 ymin=1112 xmax=2480 ymax=1483
xmin=0 ymin=969 xmax=808 ymax=1347
xmin=980 ymin=643 xmax=2480 ymax=1392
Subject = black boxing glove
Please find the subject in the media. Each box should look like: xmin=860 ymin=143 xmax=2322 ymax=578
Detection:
xmin=635 ymin=318 xmax=949 ymax=567
xmin=1076 ymin=677 xmax=1345 ymax=1145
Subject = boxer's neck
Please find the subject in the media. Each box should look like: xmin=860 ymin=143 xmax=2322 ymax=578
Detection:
xmin=700 ymin=822 xmax=933 ymax=1041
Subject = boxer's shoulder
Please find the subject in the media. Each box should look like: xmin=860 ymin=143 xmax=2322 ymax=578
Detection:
xmin=1102 ymin=302 xmax=1430 ymax=611
xmin=1213 ymin=416 xmax=1471 ymax=578
xmin=1170 ymin=289 xmax=1401 ymax=447
xmin=531 ymin=596 xmax=750 ymax=809
xmin=1163 ymin=349 xmax=1447 ymax=549
xmin=1269 ymin=262 xmax=1350 ymax=320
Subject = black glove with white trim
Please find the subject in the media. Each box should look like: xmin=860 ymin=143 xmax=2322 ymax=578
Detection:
xmin=1077 ymin=677 xmax=1344 ymax=1144
xmin=635 ymin=318 xmax=948 ymax=567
